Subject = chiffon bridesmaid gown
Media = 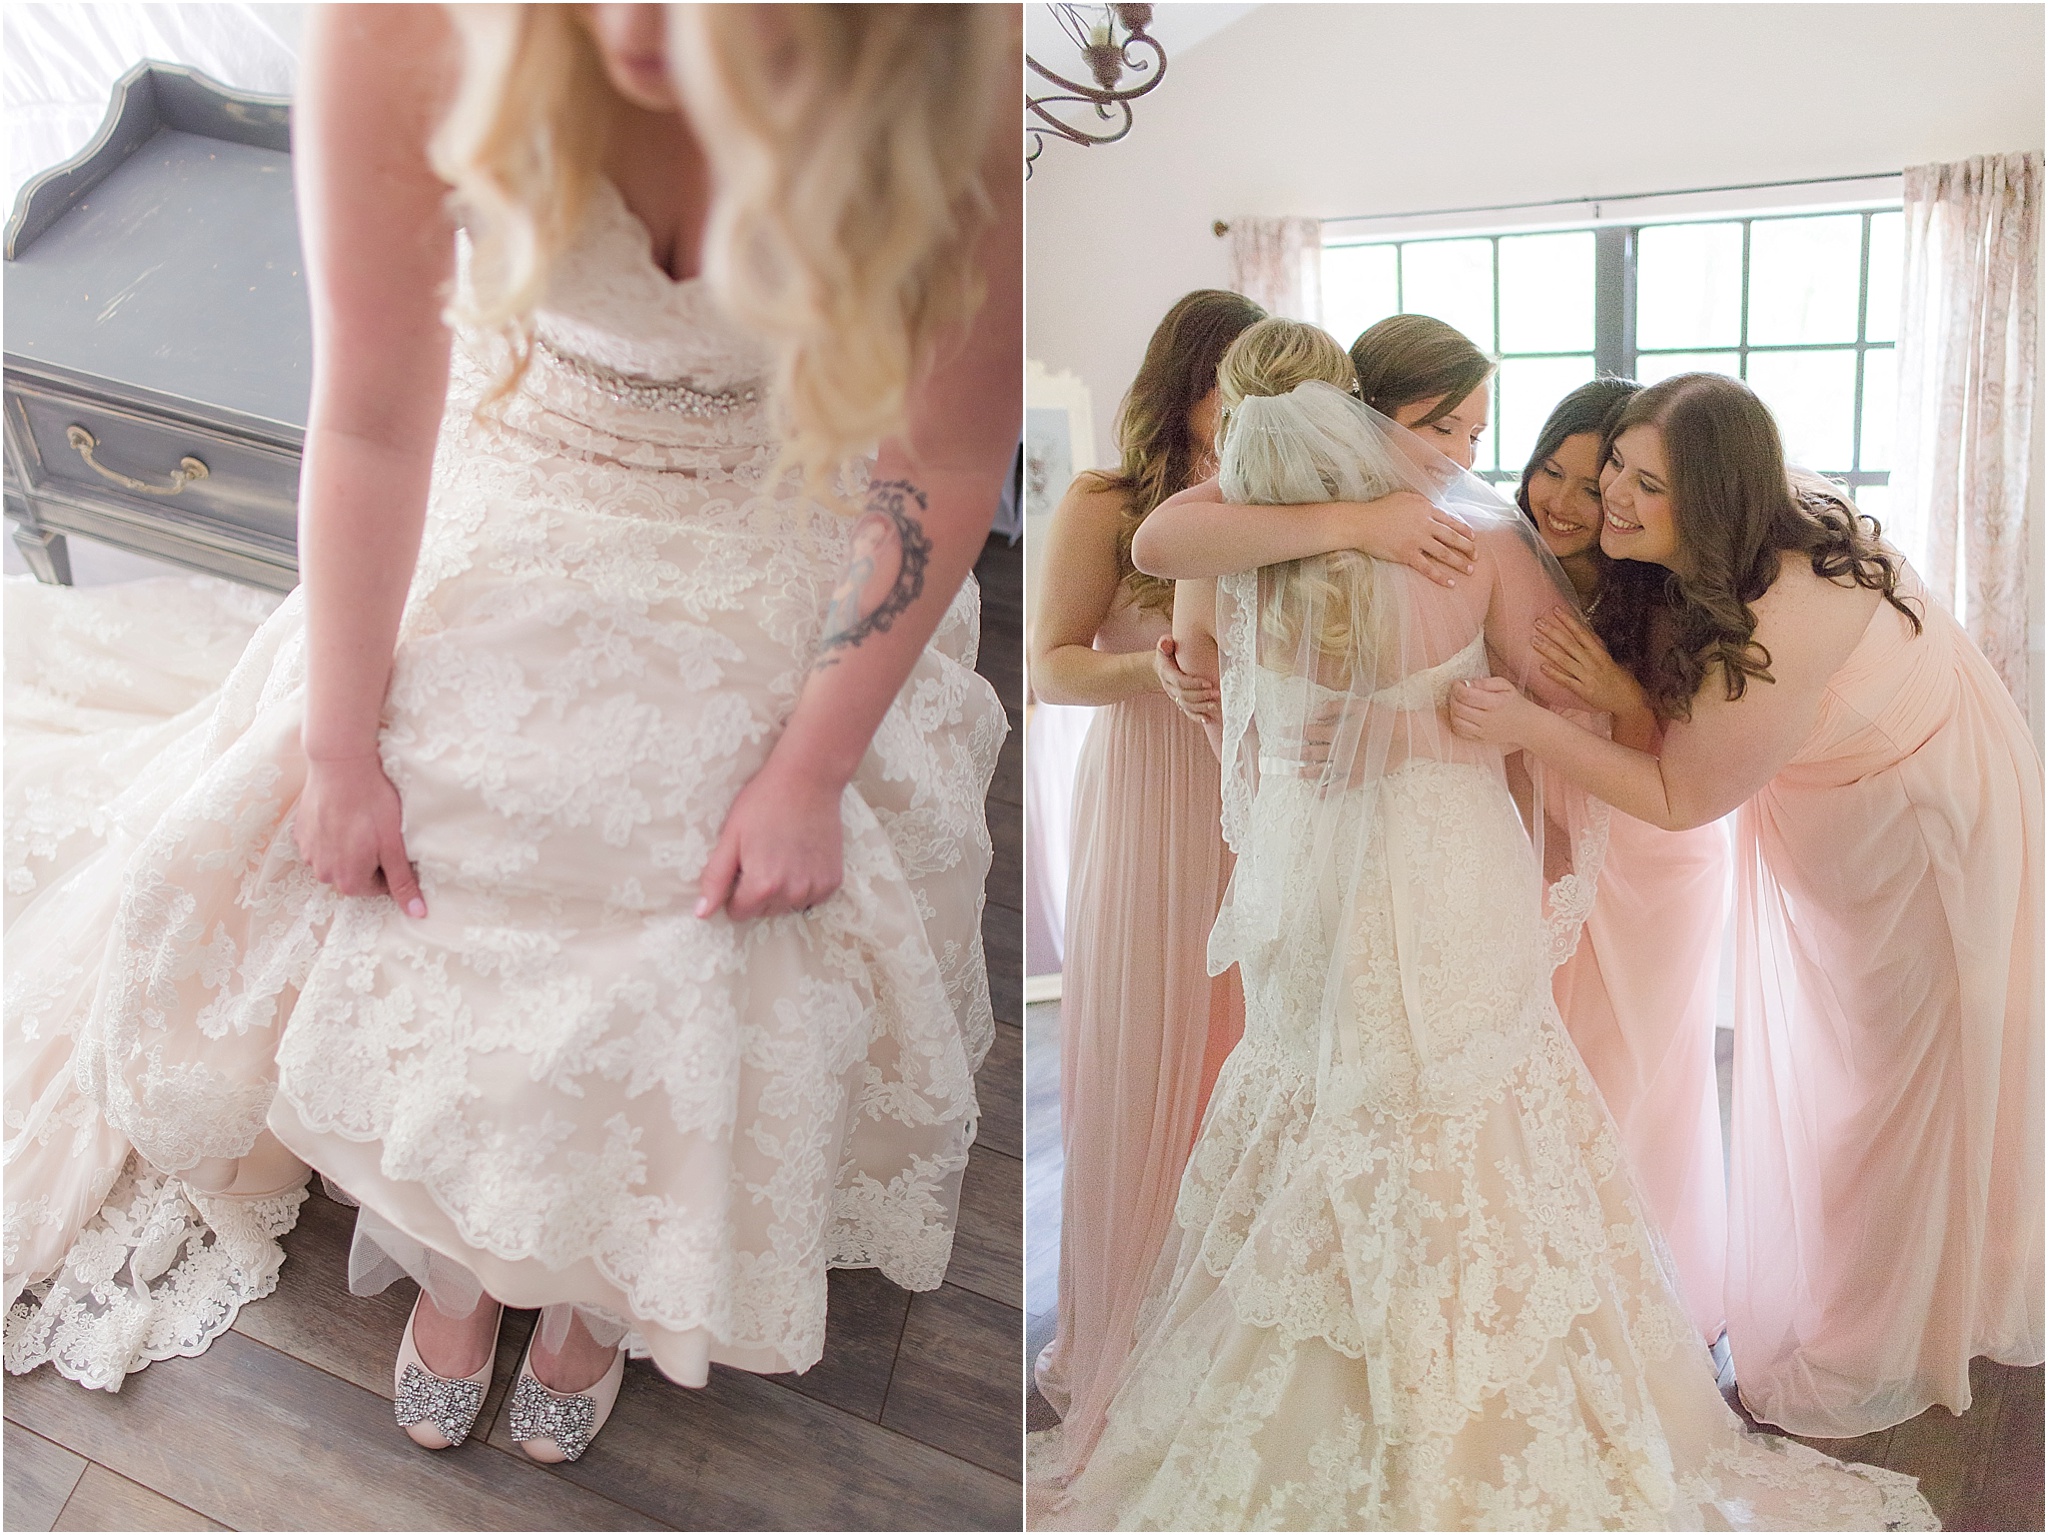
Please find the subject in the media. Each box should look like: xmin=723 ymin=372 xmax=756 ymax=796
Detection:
xmin=1553 ymin=813 xmax=1731 ymax=1340
xmin=1034 ymin=585 xmax=1245 ymax=1460
xmin=1727 ymin=566 xmax=2043 ymax=1437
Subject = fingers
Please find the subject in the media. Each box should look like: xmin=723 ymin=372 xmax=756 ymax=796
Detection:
xmin=1431 ymin=517 xmax=1479 ymax=565
xmin=727 ymin=863 xmax=777 ymax=922
xmin=695 ymin=825 xmax=743 ymax=919
xmin=381 ymin=830 xmax=428 ymax=919
xmin=727 ymin=863 xmax=839 ymax=922
xmin=1411 ymin=547 xmax=1461 ymax=588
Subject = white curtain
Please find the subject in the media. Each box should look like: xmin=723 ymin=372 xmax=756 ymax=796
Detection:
xmin=1024 ymin=701 xmax=1092 ymax=978
xmin=1225 ymin=216 xmax=1322 ymax=322
xmin=1893 ymin=151 xmax=2040 ymax=704
xmin=4 ymin=3 xmax=300 ymax=207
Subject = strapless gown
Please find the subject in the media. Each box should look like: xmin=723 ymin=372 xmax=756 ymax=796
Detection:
xmin=1034 ymin=586 xmax=1244 ymax=1457
xmin=4 ymin=179 xmax=1005 ymax=1390
xmin=1727 ymin=569 xmax=2042 ymax=1436
xmin=1031 ymin=636 xmax=1934 ymax=1530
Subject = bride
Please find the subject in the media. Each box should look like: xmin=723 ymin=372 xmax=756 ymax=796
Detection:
xmin=5 ymin=0 xmax=1018 ymax=1464
xmin=1028 ymin=318 xmax=1934 ymax=1529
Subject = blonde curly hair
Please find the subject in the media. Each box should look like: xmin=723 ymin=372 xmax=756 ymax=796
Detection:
xmin=430 ymin=4 xmax=1008 ymax=493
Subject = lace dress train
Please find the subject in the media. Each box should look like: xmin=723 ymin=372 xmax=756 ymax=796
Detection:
xmin=4 ymin=180 xmax=1005 ymax=1390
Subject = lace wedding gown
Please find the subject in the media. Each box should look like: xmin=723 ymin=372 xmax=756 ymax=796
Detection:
xmin=5 ymin=179 xmax=1004 ymax=1391
xmin=1028 ymin=382 xmax=1934 ymax=1530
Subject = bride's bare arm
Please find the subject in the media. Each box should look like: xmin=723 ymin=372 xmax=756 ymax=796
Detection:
xmin=291 ymin=5 xmax=458 ymax=915
xmin=1129 ymin=477 xmax=1477 ymax=584
xmin=1169 ymin=578 xmax=1225 ymax=755
xmin=697 ymin=84 xmax=1023 ymax=921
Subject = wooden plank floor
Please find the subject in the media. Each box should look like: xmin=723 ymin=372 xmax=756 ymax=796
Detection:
xmin=4 ymin=535 xmax=1026 ymax=1533
xmin=1024 ymin=998 xmax=2044 ymax=1527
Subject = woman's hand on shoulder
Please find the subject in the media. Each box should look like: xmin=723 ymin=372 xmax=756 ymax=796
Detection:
xmin=1344 ymin=491 xmax=1477 ymax=587
xmin=294 ymin=752 xmax=426 ymax=916
xmin=1530 ymin=607 xmax=1650 ymax=721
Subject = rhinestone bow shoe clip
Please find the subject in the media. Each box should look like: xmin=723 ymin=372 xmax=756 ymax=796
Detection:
xmin=392 ymin=1294 xmax=503 ymax=1450
xmin=509 ymin=1336 xmax=628 ymax=1464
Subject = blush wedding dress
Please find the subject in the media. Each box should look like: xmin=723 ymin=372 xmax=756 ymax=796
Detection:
xmin=1029 ymin=381 xmax=1934 ymax=1530
xmin=4 ymin=178 xmax=1005 ymax=1392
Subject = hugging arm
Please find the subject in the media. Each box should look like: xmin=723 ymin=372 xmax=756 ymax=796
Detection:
xmin=1170 ymin=577 xmax=1226 ymax=757
xmin=1452 ymin=587 xmax=1832 ymax=829
xmin=697 ymin=94 xmax=1022 ymax=920
xmin=1130 ymin=478 xmax=1477 ymax=585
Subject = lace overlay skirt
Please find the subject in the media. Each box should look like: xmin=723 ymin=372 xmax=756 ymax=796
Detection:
xmin=1030 ymin=762 xmax=1933 ymax=1530
xmin=4 ymin=385 xmax=1004 ymax=1389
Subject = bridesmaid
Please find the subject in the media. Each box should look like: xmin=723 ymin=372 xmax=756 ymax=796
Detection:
xmin=1028 ymin=289 xmax=1262 ymax=1452
xmin=1517 ymin=379 xmax=1733 ymax=1341
xmin=1450 ymin=370 xmax=2042 ymax=1438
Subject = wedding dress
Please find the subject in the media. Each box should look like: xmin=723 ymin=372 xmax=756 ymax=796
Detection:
xmin=5 ymin=178 xmax=1005 ymax=1391
xmin=1029 ymin=381 xmax=1934 ymax=1530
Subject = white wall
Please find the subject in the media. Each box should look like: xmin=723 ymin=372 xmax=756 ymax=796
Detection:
xmin=1028 ymin=3 xmax=2047 ymax=466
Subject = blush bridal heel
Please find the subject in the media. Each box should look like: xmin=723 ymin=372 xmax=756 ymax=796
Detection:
xmin=392 ymin=1292 xmax=503 ymax=1450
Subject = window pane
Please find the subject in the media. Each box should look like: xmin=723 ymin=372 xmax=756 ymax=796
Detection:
xmin=1322 ymin=243 xmax=1399 ymax=349
xmin=1496 ymin=355 xmax=1597 ymax=476
xmin=1400 ymin=238 xmax=1495 ymax=353
xmin=1746 ymin=349 xmax=1858 ymax=471
xmin=1850 ymin=481 xmax=1890 ymax=530
xmin=1499 ymin=232 xmax=1594 ymax=354
xmin=1636 ymin=222 xmax=1743 ymax=348
xmin=1747 ymin=214 xmax=1863 ymax=344
xmin=1859 ymin=346 xmax=1897 ymax=473
xmin=1634 ymin=351 xmax=1741 ymax=385
xmin=1866 ymin=210 xmax=1903 ymax=344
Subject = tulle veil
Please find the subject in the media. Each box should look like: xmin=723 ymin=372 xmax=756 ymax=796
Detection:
xmin=1205 ymin=379 xmax=1608 ymax=1123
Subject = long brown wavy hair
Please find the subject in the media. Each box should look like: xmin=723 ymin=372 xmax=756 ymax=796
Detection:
xmin=1349 ymin=313 xmax=1494 ymax=424
xmin=1592 ymin=372 xmax=1921 ymax=720
xmin=1094 ymin=289 xmax=1266 ymax=614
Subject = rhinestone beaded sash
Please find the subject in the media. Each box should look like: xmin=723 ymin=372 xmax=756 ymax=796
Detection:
xmin=534 ymin=334 xmax=763 ymax=417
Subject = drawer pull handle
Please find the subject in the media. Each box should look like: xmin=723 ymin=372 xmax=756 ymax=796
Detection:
xmin=65 ymin=426 xmax=209 ymax=496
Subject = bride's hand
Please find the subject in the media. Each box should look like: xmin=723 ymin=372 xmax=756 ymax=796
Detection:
xmin=1154 ymin=636 xmax=1220 ymax=723
xmin=295 ymin=752 xmax=426 ymax=916
xmin=696 ymin=757 xmax=845 ymax=922
xmin=1345 ymin=491 xmax=1478 ymax=587
xmin=1449 ymin=676 xmax=1537 ymax=748
xmin=1531 ymin=608 xmax=1649 ymax=719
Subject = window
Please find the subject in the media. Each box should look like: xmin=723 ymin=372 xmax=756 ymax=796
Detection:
xmin=1322 ymin=208 xmax=1901 ymax=516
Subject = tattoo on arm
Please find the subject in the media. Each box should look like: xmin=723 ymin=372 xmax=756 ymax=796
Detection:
xmin=815 ymin=479 xmax=933 ymax=667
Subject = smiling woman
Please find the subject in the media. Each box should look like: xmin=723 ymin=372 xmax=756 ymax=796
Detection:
xmin=1511 ymin=375 xmax=1736 ymax=1344
xmin=1454 ymin=371 xmax=2041 ymax=1442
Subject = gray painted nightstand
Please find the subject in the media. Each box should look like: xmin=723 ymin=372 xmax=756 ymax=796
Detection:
xmin=4 ymin=62 xmax=308 ymax=591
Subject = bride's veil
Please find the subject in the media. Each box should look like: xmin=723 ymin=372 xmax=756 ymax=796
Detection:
xmin=1205 ymin=381 xmax=1607 ymax=1118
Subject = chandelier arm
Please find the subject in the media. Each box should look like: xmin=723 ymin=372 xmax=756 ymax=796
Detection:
xmin=1024 ymin=5 xmax=1166 ymax=169
xmin=1026 ymin=94 xmax=1136 ymax=148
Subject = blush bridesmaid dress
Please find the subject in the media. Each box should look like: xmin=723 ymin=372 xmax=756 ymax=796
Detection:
xmin=1727 ymin=567 xmax=2043 ymax=1437
xmin=1553 ymin=813 xmax=1732 ymax=1341
xmin=1034 ymin=584 xmax=1244 ymax=1461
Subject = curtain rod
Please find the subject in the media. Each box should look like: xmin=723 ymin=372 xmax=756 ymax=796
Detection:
xmin=1211 ymin=170 xmax=1903 ymax=236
